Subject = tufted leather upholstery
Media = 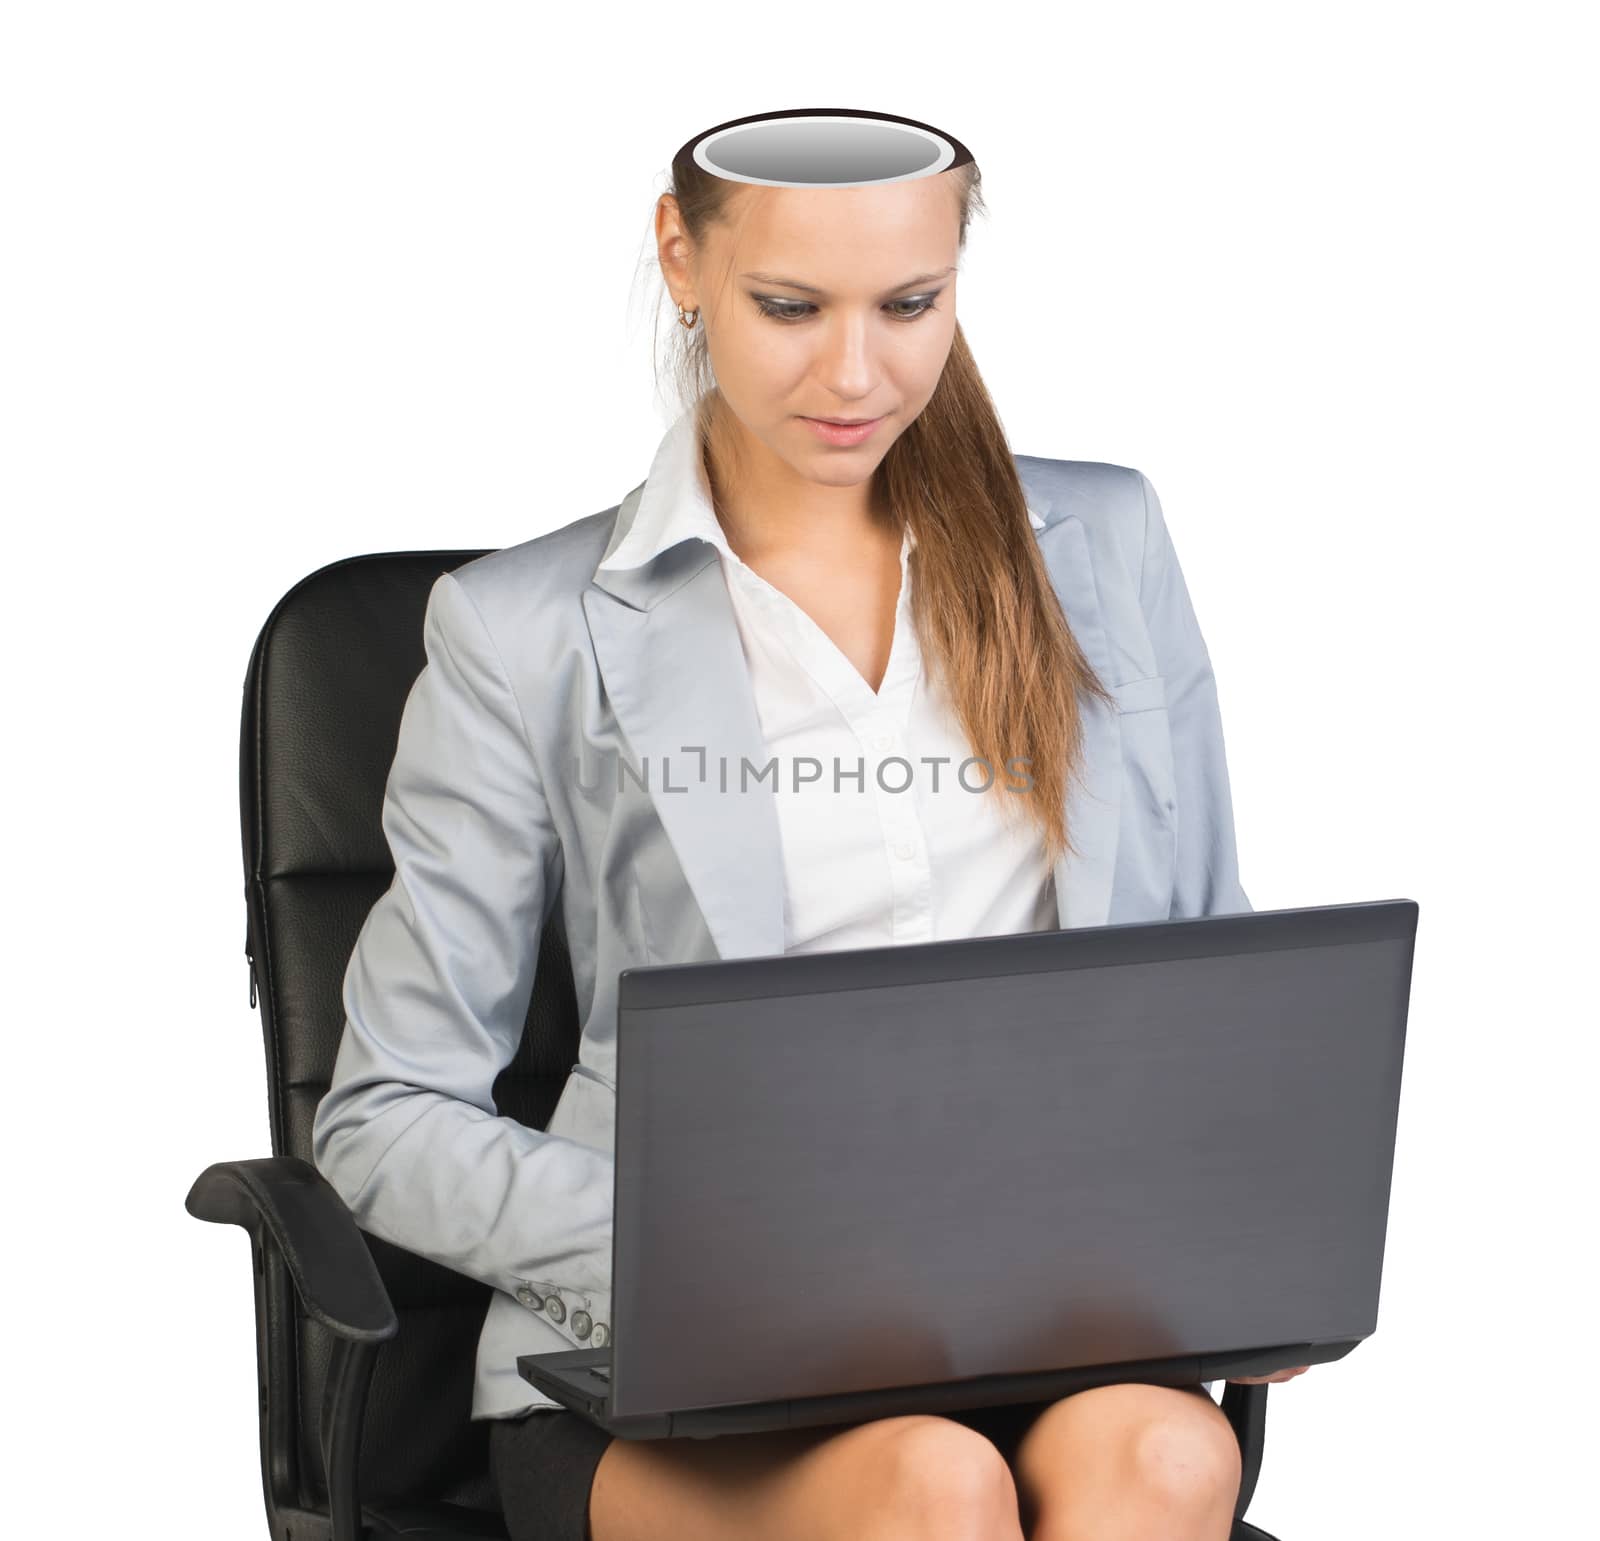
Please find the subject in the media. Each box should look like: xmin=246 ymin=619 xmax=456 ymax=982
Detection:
xmin=230 ymin=549 xmax=578 ymax=1537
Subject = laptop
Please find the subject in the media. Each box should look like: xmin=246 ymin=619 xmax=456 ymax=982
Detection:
xmin=518 ymin=898 xmax=1418 ymax=1440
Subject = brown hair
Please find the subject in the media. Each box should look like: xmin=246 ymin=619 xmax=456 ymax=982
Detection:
xmin=655 ymin=155 xmax=1113 ymax=872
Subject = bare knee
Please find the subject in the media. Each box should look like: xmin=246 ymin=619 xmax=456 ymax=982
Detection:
xmin=1129 ymin=1405 xmax=1243 ymax=1516
xmin=856 ymin=1416 xmax=1021 ymax=1540
xmin=1018 ymin=1385 xmax=1242 ymax=1541
xmin=587 ymin=1411 xmax=1020 ymax=1541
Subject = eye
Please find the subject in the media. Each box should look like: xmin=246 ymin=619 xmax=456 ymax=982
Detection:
xmin=751 ymin=294 xmax=942 ymax=324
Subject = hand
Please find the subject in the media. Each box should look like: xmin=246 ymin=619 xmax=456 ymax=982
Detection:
xmin=1227 ymin=1365 xmax=1311 ymax=1385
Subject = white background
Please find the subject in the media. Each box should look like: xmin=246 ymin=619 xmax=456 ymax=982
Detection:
xmin=5 ymin=2 xmax=1594 ymax=1536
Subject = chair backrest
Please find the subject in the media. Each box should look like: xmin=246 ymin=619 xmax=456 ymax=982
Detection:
xmin=239 ymin=549 xmax=579 ymax=1519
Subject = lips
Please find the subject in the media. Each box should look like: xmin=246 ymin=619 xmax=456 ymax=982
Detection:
xmin=800 ymin=415 xmax=882 ymax=446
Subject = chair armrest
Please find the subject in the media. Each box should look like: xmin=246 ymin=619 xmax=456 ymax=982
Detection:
xmin=186 ymin=1156 xmax=397 ymax=1342
xmin=187 ymin=1156 xmax=394 ymax=1541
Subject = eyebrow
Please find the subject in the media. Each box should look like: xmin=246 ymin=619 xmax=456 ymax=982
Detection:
xmin=739 ymin=267 xmax=956 ymax=297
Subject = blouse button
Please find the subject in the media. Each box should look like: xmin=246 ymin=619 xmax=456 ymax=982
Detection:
xmin=545 ymin=1296 xmax=566 ymax=1324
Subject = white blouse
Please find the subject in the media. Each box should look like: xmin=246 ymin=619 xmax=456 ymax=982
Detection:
xmin=600 ymin=407 xmax=1059 ymax=954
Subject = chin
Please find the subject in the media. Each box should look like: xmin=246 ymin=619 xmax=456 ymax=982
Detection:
xmin=805 ymin=456 xmax=883 ymax=486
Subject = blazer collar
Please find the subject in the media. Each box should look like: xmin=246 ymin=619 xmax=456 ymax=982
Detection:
xmin=581 ymin=414 xmax=1120 ymax=960
xmin=598 ymin=403 xmax=1046 ymax=578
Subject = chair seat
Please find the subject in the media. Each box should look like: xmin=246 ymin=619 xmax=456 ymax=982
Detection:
xmin=356 ymin=1498 xmax=1276 ymax=1540
xmin=353 ymin=1495 xmax=1279 ymax=1539
xmin=355 ymin=1498 xmax=1280 ymax=1539
xmin=363 ymin=1498 xmax=511 ymax=1539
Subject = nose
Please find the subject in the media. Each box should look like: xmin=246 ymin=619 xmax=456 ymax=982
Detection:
xmin=812 ymin=310 xmax=877 ymax=401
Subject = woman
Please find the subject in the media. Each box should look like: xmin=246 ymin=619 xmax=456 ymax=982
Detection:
xmin=313 ymin=109 xmax=1306 ymax=1541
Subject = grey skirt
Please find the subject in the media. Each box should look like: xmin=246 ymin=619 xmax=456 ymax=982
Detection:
xmin=490 ymin=1408 xmax=615 ymax=1541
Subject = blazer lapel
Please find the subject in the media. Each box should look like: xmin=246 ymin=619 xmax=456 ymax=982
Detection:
xmin=584 ymin=482 xmax=788 ymax=961
xmin=1032 ymin=511 xmax=1123 ymax=931
xmin=583 ymin=479 xmax=1124 ymax=960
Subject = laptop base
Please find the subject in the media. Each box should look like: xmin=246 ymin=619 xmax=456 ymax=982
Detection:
xmin=518 ymin=1337 xmax=1360 ymax=1441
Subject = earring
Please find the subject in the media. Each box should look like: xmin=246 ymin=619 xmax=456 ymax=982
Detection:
xmin=677 ymin=303 xmax=700 ymax=330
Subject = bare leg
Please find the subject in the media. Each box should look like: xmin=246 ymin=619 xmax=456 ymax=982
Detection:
xmin=588 ymin=1412 xmax=1028 ymax=1541
xmin=1013 ymin=1383 xmax=1243 ymax=1541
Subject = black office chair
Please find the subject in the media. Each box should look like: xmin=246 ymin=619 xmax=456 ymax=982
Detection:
xmin=187 ymin=551 xmax=1285 ymax=1541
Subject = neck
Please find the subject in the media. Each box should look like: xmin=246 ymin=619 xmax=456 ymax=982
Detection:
xmin=701 ymin=413 xmax=894 ymax=566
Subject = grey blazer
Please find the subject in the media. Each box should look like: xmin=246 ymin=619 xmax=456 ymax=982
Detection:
xmin=311 ymin=453 xmax=1253 ymax=1419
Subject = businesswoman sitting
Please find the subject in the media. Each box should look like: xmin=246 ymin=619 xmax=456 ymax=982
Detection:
xmin=312 ymin=108 xmax=1305 ymax=1541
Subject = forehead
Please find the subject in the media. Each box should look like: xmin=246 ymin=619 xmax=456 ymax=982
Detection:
xmin=712 ymin=182 xmax=961 ymax=283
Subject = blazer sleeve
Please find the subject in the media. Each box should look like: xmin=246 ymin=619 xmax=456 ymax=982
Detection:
xmin=311 ymin=569 xmax=612 ymax=1328
xmin=1134 ymin=471 xmax=1253 ymax=918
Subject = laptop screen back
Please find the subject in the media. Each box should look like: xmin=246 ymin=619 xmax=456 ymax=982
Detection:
xmin=609 ymin=901 xmax=1417 ymax=1419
